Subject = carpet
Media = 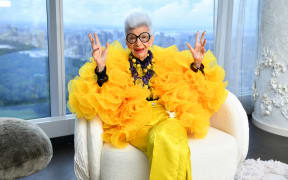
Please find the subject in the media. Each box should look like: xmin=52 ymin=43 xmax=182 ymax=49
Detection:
xmin=235 ymin=158 xmax=288 ymax=180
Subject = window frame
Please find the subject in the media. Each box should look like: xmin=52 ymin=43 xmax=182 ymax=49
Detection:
xmin=28 ymin=0 xmax=75 ymax=138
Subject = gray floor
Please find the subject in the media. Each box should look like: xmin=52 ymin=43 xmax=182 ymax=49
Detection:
xmin=21 ymin=116 xmax=288 ymax=180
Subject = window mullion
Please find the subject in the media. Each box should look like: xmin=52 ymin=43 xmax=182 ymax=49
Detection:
xmin=47 ymin=0 xmax=65 ymax=117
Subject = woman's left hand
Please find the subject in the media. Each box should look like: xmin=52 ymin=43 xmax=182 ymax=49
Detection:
xmin=186 ymin=31 xmax=206 ymax=68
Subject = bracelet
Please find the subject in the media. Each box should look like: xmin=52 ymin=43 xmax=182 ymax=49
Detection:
xmin=190 ymin=62 xmax=205 ymax=75
xmin=95 ymin=66 xmax=109 ymax=87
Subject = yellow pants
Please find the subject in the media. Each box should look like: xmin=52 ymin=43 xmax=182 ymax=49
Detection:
xmin=130 ymin=102 xmax=192 ymax=180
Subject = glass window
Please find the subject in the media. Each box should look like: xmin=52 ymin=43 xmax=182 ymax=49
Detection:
xmin=63 ymin=0 xmax=215 ymax=113
xmin=241 ymin=0 xmax=259 ymax=96
xmin=0 ymin=0 xmax=50 ymax=119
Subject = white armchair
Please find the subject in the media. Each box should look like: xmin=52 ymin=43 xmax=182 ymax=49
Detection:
xmin=74 ymin=91 xmax=249 ymax=180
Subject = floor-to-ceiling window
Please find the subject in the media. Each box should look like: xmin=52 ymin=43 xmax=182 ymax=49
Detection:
xmin=0 ymin=0 xmax=50 ymax=119
xmin=0 ymin=0 xmax=216 ymax=137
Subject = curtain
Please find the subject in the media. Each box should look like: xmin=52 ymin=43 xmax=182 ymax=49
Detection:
xmin=213 ymin=0 xmax=259 ymax=114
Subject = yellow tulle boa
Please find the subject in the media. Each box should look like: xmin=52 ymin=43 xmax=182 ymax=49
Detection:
xmin=68 ymin=41 xmax=228 ymax=148
xmin=151 ymin=45 xmax=228 ymax=138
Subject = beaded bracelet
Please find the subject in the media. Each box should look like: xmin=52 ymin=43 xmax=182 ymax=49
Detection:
xmin=190 ymin=62 xmax=205 ymax=75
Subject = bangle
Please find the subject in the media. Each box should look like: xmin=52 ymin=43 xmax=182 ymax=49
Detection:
xmin=190 ymin=62 xmax=198 ymax=72
xmin=190 ymin=62 xmax=205 ymax=75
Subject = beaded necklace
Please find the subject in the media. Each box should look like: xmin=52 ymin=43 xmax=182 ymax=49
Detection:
xmin=128 ymin=50 xmax=155 ymax=88
xmin=128 ymin=50 xmax=158 ymax=101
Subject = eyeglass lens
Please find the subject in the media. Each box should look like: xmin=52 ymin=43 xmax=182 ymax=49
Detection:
xmin=127 ymin=32 xmax=150 ymax=43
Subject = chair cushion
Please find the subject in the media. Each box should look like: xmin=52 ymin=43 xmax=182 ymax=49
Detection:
xmin=189 ymin=127 xmax=238 ymax=180
xmin=100 ymin=127 xmax=238 ymax=180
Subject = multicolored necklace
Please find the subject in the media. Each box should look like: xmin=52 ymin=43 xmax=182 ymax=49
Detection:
xmin=128 ymin=50 xmax=155 ymax=88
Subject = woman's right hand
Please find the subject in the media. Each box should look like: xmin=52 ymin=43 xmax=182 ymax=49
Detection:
xmin=88 ymin=33 xmax=109 ymax=72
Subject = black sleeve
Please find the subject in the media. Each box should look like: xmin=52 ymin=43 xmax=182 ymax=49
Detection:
xmin=190 ymin=62 xmax=205 ymax=75
xmin=95 ymin=66 xmax=109 ymax=87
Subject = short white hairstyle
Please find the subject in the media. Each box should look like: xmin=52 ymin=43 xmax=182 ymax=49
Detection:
xmin=124 ymin=11 xmax=153 ymax=35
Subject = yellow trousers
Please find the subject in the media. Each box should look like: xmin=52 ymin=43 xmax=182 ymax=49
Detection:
xmin=130 ymin=102 xmax=192 ymax=180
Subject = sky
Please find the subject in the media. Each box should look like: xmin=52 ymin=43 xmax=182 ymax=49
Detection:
xmin=0 ymin=0 xmax=214 ymax=29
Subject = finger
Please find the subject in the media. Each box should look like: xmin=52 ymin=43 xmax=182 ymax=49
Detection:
xmin=201 ymin=46 xmax=206 ymax=54
xmin=200 ymin=31 xmax=206 ymax=44
xmin=89 ymin=33 xmax=96 ymax=49
xmin=186 ymin=42 xmax=192 ymax=50
xmin=102 ymin=42 xmax=110 ymax=52
xmin=94 ymin=32 xmax=101 ymax=47
xmin=103 ymin=42 xmax=110 ymax=55
xmin=105 ymin=42 xmax=110 ymax=49
xmin=195 ymin=31 xmax=199 ymax=45
xmin=186 ymin=42 xmax=196 ymax=56
xmin=88 ymin=33 xmax=93 ymax=42
xmin=202 ymin=39 xmax=207 ymax=47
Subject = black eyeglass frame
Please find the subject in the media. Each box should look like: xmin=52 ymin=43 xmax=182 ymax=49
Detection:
xmin=126 ymin=32 xmax=151 ymax=44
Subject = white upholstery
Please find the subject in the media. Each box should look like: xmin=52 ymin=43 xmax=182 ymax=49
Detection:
xmin=100 ymin=128 xmax=238 ymax=180
xmin=189 ymin=128 xmax=238 ymax=180
xmin=101 ymin=144 xmax=150 ymax=180
xmin=74 ymin=91 xmax=249 ymax=180
xmin=210 ymin=92 xmax=249 ymax=164
xmin=75 ymin=118 xmax=103 ymax=180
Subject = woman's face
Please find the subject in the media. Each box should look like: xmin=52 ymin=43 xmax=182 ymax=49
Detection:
xmin=126 ymin=25 xmax=154 ymax=60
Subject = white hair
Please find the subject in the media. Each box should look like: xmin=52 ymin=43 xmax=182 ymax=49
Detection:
xmin=124 ymin=11 xmax=153 ymax=35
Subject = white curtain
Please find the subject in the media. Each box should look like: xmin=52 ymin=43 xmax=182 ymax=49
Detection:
xmin=214 ymin=0 xmax=259 ymax=114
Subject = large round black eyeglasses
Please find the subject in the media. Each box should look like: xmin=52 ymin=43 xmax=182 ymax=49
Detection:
xmin=126 ymin=32 xmax=151 ymax=44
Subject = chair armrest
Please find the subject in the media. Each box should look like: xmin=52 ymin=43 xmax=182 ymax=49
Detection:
xmin=74 ymin=117 xmax=103 ymax=180
xmin=210 ymin=91 xmax=249 ymax=163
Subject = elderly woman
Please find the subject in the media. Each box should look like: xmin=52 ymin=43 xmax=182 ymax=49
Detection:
xmin=68 ymin=11 xmax=227 ymax=180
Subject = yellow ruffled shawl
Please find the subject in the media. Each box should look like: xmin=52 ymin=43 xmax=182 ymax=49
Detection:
xmin=68 ymin=41 xmax=228 ymax=148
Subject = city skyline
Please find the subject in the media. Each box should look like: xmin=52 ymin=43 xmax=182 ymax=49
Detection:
xmin=0 ymin=0 xmax=214 ymax=29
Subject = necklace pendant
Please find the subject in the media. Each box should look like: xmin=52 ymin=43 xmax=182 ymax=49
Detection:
xmin=135 ymin=79 xmax=142 ymax=86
